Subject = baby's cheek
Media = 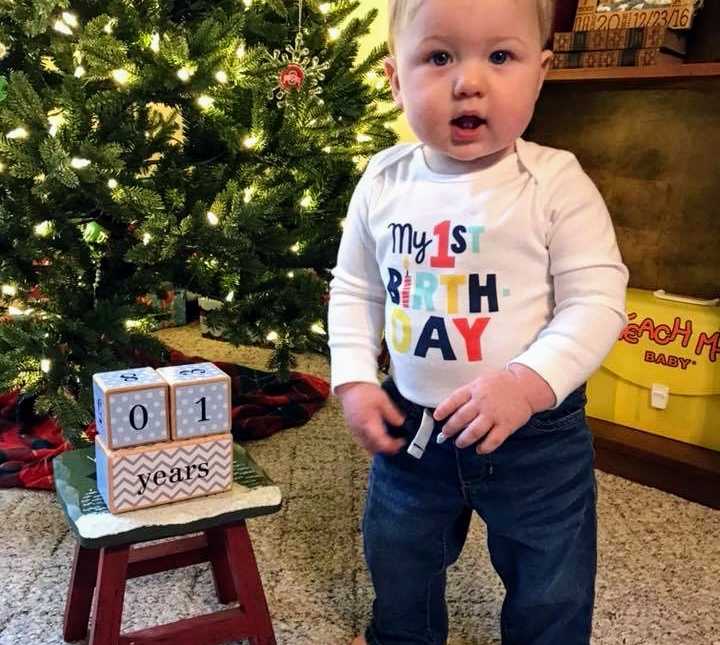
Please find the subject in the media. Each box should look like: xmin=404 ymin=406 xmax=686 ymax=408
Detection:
xmin=407 ymin=101 xmax=445 ymax=139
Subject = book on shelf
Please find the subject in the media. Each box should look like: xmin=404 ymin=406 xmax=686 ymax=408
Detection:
xmin=551 ymin=47 xmax=684 ymax=70
xmin=554 ymin=27 xmax=687 ymax=56
xmin=573 ymin=0 xmax=697 ymax=31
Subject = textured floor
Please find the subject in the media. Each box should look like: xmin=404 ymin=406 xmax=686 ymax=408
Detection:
xmin=0 ymin=324 xmax=718 ymax=645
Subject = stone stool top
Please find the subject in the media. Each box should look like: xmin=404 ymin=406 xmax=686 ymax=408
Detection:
xmin=54 ymin=444 xmax=282 ymax=548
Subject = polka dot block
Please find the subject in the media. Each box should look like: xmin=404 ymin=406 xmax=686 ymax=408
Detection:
xmin=92 ymin=367 xmax=170 ymax=449
xmin=156 ymin=363 xmax=231 ymax=440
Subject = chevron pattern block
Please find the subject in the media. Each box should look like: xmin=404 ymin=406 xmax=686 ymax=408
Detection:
xmin=96 ymin=433 xmax=233 ymax=513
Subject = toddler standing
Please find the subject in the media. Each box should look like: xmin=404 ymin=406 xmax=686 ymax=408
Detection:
xmin=329 ymin=1 xmax=629 ymax=643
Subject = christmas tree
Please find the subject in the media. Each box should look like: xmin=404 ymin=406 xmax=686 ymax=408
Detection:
xmin=0 ymin=0 xmax=397 ymax=443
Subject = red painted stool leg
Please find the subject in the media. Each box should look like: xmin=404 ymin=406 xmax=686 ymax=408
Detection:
xmin=224 ymin=522 xmax=276 ymax=645
xmin=89 ymin=544 xmax=130 ymax=645
xmin=206 ymin=527 xmax=237 ymax=604
xmin=63 ymin=544 xmax=100 ymax=642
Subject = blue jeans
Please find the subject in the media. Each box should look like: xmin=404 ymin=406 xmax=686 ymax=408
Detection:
xmin=362 ymin=379 xmax=597 ymax=645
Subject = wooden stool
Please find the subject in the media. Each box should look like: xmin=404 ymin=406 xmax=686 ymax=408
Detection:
xmin=54 ymin=445 xmax=282 ymax=645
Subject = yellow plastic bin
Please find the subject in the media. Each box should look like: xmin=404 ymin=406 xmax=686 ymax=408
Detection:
xmin=587 ymin=288 xmax=720 ymax=452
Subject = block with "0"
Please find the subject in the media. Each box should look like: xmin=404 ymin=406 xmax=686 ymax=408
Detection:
xmin=92 ymin=367 xmax=170 ymax=450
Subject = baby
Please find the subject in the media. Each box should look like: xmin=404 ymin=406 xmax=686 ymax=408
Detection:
xmin=329 ymin=1 xmax=629 ymax=643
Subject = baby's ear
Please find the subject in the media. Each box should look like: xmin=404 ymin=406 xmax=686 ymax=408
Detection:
xmin=536 ymin=49 xmax=554 ymax=97
xmin=540 ymin=49 xmax=554 ymax=72
xmin=384 ymin=56 xmax=403 ymax=109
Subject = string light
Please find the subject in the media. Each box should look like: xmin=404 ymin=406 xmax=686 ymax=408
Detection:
xmin=61 ymin=12 xmax=78 ymax=28
xmin=53 ymin=20 xmax=73 ymax=35
xmin=266 ymin=331 xmax=279 ymax=342
xmin=323 ymin=146 xmax=332 ymax=153
xmin=300 ymin=193 xmax=314 ymax=209
xmin=9 ymin=305 xmax=33 ymax=317
xmin=206 ymin=211 xmax=219 ymax=226
xmin=290 ymin=242 xmax=301 ymax=254
xmin=40 ymin=359 xmax=52 ymax=373
xmin=328 ymin=27 xmax=340 ymax=41
xmin=339 ymin=218 xmax=347 ymax=229
xmin=125 ymin=319 xmax=141 ymax=330
xmin=235 ymin=43 xmax=246 ymax=58
xmin=34 ymin=221 xmax=53 ymax=237
xmin=0 ymin=162 xmax=5 ymax=173
xmin=103 ymin=19 xmax=116 ymax=34
xmin=243 ymin=0 xmax=253 ymax=8
xmin=243 ymin=187 xmax=254 ymax=203
xmin=225 ymin=290 xmax=235 ymax=303
xmin=177 ymin=67 xmax=193 ymax=82
xmin=6 ymin=127 xmax=29 ymax=140
xmin=320 ymin=3 xmax=332 ymax=14
xmin=47 ymin=108 xmax=66 ymax=137
xmin=215 ymin=70 xmax=228 ymax=84
xmin=111 ymin=68 xmax=131 ymax=86
xmin=0 ymin=42 xmax=9 ymax=60
xmin=70 ymin=157 xmax=91 ymax=169
xmin=311 ymin=322 xmax=326 ymax=335
xmin=142 ymin=233 xmax=152 ymax=245
xmin=74 ymin=66 xmax=86 ymax=78
xmin=287 ymin=271 xmax=295 ymax=279
xmin=107 ymin=179 xmax=118 ymax=189
xmin=243 ymin=135 xmax=259 ymax=149
xmin=1 ymin=284 xmax=17 ymax=297
xmin=196 ymin=95 xmax=214 ymax=110
xmin=150 ymin=32 xmax=160 ymax=53
xmin=356 ymin=133 xmax=372 ymax=143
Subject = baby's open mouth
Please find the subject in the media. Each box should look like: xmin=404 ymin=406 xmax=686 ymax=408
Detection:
xmin=451 ymin=115 xmax=486 ymax=129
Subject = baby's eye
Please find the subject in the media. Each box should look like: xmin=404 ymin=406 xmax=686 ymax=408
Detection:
xmin=428 ymin=51 xmax=451 ymax=66
xmin=489 ymin=50 xmax=511 ymax=65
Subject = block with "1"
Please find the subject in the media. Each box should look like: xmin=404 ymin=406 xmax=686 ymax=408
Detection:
xmin=156 ymin=362 xmax=232 ymax=440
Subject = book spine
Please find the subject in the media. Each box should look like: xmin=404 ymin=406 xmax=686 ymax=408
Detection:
xmin=551 ymin=48 xmax=659 ymax=69
xmin=573 ymin=1 xmax=696 ymax=31
xmin=553 ymin=26 xmax=666 ymax=52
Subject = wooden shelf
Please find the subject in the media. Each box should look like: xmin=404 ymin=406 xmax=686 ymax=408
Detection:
xmin=589 ymin=417 xmax=720 ymax=509
xmin=546 ymin=62 xmax=720 ymax=83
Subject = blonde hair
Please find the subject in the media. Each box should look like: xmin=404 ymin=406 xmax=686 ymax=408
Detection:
xmin=387 ymin=0 xmax=557 ymax=53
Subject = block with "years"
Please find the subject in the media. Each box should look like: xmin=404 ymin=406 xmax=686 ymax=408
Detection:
xmin=95 ymin=433 xmax=233 ymax=513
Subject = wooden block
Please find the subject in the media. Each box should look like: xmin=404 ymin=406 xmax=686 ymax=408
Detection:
xmin=553 ymin=26 xmax=673 ymax=52
xmin=551 ymin=47 xmax=684 ymax=69
xmin=95 ymin=433 xmax=233 ymax=513
xmin=93 ymin=367 xmax=170 ymax=450
xmin=573 ymin=0 xmax=696 ymax=31
xmin=156 ymin=362 xmax=232 ymax=440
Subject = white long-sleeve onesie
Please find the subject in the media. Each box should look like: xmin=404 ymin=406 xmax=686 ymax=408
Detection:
xmin=328 ymin=139 xmax=629 ymax=409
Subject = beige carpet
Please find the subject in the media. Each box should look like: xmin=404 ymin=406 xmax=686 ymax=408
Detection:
xmin=0 ymin=324 xmax=718 ymax=645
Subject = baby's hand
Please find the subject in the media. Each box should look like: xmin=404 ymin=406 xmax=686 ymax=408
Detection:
xmin=433 ymin=364 xmax=555 ymax=454
xmin=336 ymin=382 xmax=407 ymax=455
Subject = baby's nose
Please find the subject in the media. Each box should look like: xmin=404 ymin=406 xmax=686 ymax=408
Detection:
xmin=453 ymin=64 xmax=487 ymax=97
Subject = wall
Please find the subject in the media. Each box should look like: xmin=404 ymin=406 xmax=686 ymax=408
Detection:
xmin=527 ymin=79 xmax=720 ymax=300
xmin=361 ymin=0 xmax=415 ymax=142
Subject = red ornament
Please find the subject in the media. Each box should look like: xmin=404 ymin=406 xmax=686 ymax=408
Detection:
xmin=278 ymin=63 xmax=305 ymax=91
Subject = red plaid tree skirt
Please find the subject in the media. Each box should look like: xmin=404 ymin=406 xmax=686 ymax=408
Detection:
xmin=0 ymin=349 xmax=330 ymax=490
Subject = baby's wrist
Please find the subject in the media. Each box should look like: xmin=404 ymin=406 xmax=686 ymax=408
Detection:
xmin=335 ymin=381 xmax=377 ymax=399
xmin=506 ymin=363 xmax=556 ymax=413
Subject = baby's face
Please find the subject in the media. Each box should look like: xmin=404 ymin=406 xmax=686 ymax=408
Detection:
xmin=386 ymin=0 xmax=553 ymax=169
